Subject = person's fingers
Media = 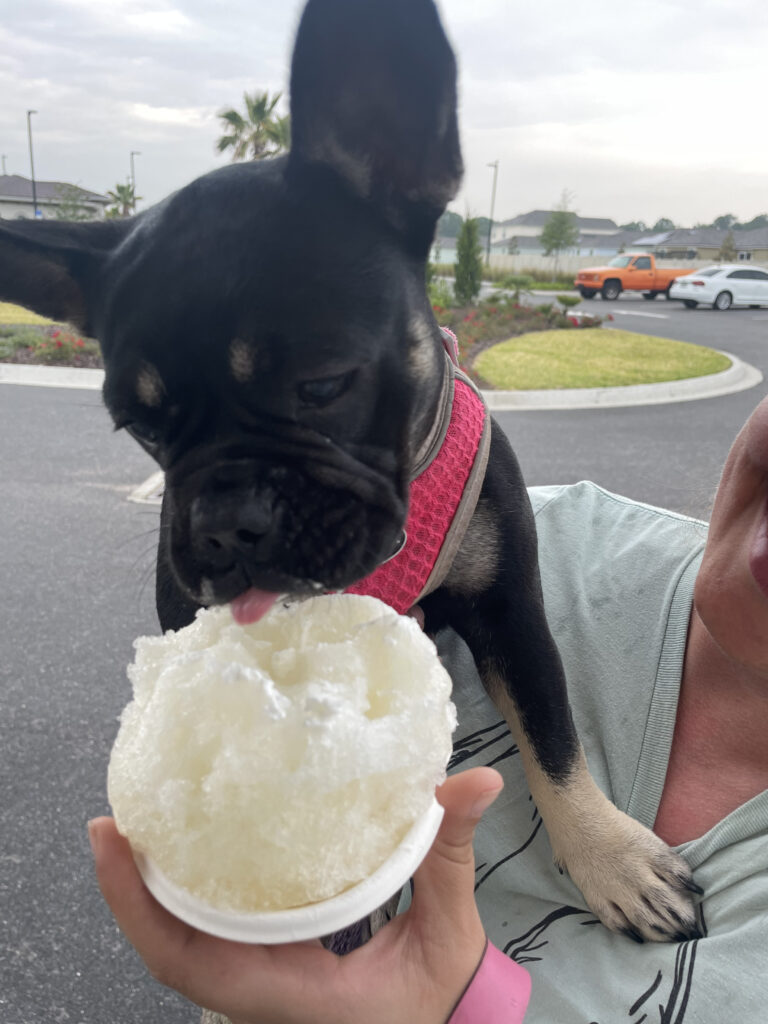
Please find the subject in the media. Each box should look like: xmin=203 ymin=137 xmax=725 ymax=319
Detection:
xmin=88 ymin=818 xmax=333 ymax=1019
xmin=406 ymin=605 xmax=425 ymax=629
xmin=88 ymin=816 xmax=198 ymax=974
xmin=411 ymin=767 xmax=503 ymax=930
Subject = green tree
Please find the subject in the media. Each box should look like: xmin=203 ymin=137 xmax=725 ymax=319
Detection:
xmin=718 ymin=230 xmax=738 ymax=262
xmin=437 ymin=210 xmax=463 ymax=238
xmin=216 ymin=91 xmax=289 ymax=161
xmin=712 ymin=213 xmax=737 ymax=231
xmin=651 ymin=217 xmax=675 ymax=232
xmin=540 ymin=192 xmax=579 ymax=277
xmin=620 ymin=220 xmax=646 ymax=232
xmin=265 ymin=114 xmax=291 ymax=153
xmin=54 ymin=184 xmax=97 ymax=222
xmin=739 ymin=213 xmax=768 ymax=230
xmin=454 ymin=217 xmax=483 ymax=305
xmin=500 ymin=274 xmax=532 ymax=302
xmin=475 ymin=216 xmax=491 ymax=243
xmin=106 ymin=182 xmax=140 ymax=218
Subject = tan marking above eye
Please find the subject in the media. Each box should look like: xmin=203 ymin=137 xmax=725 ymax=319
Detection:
xmin=230 ymin=338 xmax=254 ymax=382
xmin=136 ymin=363 xmax=165 ymax=407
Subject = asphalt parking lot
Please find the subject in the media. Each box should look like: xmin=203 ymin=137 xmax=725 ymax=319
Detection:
xmin=1 ymin=301 xmax=767 ymax=1023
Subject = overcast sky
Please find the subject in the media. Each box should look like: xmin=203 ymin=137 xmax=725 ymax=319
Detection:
xmin=2 ymin=0 xmax=767 ymax=227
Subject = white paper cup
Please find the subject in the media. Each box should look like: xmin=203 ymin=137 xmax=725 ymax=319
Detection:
xmin=133 ymin=797 xmax=444 ymax=944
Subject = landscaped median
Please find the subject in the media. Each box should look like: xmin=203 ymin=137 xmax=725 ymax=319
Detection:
xmin=473 ymin=328 xmax=731 ymax=391
xmin=0 ymin=303 xmax=102 ymax=367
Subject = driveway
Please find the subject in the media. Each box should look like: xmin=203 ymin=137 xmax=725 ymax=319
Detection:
xmin=2 ymin=306 xmax=767 ymax=1021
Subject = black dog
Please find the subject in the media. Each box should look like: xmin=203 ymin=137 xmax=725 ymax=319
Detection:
xmin=0 ymin=0 xmax=699 ymax=948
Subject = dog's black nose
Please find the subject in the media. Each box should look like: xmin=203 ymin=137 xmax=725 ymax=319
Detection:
xmin=190 ymin=493 xmax=278 ymax=571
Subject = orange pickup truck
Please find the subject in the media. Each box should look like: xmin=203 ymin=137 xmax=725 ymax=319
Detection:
xmin=574 ymin=253 xmax=693 ymax=301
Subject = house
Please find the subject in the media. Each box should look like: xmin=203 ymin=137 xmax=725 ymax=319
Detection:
xmin=734 ymin=228 xmax=768 ymax=263
xmin=489 ymin=226 xmax=638 ymax=260
xmin=632 ymin=227 xmax=768 ymax=264
xmin=490 ymin=210 xmax=619 ymax=247
xmin=487 ymin=211 xmax=627 ymax=259
xmin=430 ymin=235 xmax=458 ymax=265
xmin=0 ymin=174 xmax=110 ymax=220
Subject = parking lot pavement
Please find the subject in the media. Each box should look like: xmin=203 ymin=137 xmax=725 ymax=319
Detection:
xmin=1 ymin=384 xmax=196 ymax=1024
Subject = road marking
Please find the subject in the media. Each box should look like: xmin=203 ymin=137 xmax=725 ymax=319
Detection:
xmin=129 ymin=470 xmax=165 ymax=504
xmin=609 ymin=309 xmax=669 ymax=319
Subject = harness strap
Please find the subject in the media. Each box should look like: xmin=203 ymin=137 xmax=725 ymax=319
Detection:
xmin=347 ymin=329 xmax=490 ymax=613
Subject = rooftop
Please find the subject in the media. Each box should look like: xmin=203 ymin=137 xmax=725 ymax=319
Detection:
xmin=0 ymin=174 xmax=109 ymax=205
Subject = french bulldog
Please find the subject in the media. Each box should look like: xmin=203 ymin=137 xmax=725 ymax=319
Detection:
xmin=0 ymin=0 xmax=700 ymax=987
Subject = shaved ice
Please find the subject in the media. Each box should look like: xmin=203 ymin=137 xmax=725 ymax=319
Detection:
xmin=107 ymin=594 xmax=456 ymax=912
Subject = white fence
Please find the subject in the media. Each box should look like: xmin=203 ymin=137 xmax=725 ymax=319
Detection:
xmin=485 ymin=254 xmax=714 ymax=276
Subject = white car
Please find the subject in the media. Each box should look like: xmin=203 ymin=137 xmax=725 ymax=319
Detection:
xmin=669 ymin=264 xmax=768 ymax=310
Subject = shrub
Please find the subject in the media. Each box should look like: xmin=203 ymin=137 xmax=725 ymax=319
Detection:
xmin=0 ymin=324 xmax=103 ymax=367
xmin=428 ymin=277 xmax=454 ymax=309
xmin=500 ymin=275 xmax=533 ymax=302
xmin=0 ymin=326 xmax=44 ymax=353
xmin=24 ymin=327 xmax=100 ymax=364
xmin=454 ymin=218 xmax=483 ymax=305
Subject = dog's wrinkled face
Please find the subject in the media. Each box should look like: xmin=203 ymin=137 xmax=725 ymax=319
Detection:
xmin=100 ymin=161 xmax=438 ymax=604
xmin=0 ymin=0 xmax=463 ymax=614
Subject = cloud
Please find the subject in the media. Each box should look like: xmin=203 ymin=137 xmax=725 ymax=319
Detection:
xmin=2 ymin=0 xmax=766 ymax=225
xmin=127 ymin=102 xmax=209 ymax=126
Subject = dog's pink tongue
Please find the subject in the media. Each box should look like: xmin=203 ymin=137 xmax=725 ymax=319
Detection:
xmin=230 ymin=588 xmax=280 ymax=626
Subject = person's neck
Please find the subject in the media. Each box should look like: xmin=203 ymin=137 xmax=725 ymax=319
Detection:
xmin=654 ymin=610 xmax=768 ymax=846
xmin=681 ymin=610 xmax=768 ymax=765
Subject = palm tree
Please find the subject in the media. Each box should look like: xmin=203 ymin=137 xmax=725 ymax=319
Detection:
xmin=265 ymin=114 xmax=291 ymax=153
xmin=106 ymin=182 xmax=141 ymax=218
xmin=216 ymin=91 xmax=289 ymax=161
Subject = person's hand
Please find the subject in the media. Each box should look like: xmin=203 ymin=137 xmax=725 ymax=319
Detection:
xmin=89 ymin=766 xmax=503 ymax=1024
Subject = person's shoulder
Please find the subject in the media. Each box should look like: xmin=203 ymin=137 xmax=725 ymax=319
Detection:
xmin=528 ymin=482 xmax=708 ymax=572
xmin=529 ymin=480 xmax=707 ymax=532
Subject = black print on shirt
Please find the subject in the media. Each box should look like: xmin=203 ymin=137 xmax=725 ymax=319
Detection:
xmin=624 ymin=939 xmax=699 ymax=1024
xmin=503 ymin=905 xmax=597 ymax=963
xmin=449 ymin=719 xmax=514 ymax=770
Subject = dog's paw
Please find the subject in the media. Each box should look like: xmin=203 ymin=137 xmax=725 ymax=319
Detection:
xmin=553 ymin=806 xmax=703 ymax=943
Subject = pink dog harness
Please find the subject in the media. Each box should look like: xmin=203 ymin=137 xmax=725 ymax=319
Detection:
xmin=347 ymin=329 xmax=490 ymax=612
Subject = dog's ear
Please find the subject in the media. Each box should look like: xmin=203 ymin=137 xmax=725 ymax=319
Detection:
xmin=0 ymin=218 xmax=133 ymax=335
xmin=289 ymin=0 xmax=462 ymax=250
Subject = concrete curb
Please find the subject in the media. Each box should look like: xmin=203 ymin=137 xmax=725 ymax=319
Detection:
xmin=0 ymin=349 xmax=762 ymax=410
xmin=0 ymin=363 xmax=104 ymax=390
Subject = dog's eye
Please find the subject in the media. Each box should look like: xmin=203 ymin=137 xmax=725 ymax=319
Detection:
xmin=297 ymin=372 xmax=353 ymax=407
xmin=124 ymin=421 xmax=161 ymax=450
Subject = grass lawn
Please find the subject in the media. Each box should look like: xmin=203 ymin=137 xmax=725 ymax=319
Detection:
xmin=0 ymin=302 xmax=54 ymax=325
xmin=474 ymin=328 xmax=732 ymax=390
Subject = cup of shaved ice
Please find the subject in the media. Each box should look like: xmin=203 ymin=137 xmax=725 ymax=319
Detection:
xmin=107 ymin=594 xmax=456 ymax=943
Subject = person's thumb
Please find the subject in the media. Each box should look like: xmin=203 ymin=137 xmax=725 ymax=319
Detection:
xmin=411 ymin=767 xmax=503 ymax=929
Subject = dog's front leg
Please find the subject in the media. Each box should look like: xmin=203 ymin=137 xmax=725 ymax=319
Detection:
xmin=424 ymin=440 xmax=700 ymax=942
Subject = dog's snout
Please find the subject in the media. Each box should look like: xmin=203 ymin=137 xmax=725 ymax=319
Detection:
xmin=190 ymin=491 xmax=279 ymax=571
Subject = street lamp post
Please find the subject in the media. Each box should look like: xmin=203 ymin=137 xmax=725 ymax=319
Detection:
xmin=27 ymin=110 xmax=39 ymax=218
xmin=130 ymin=151 xmax=141 ymax=211
xmin=486 ymin=160 xmax=498 ymax=266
